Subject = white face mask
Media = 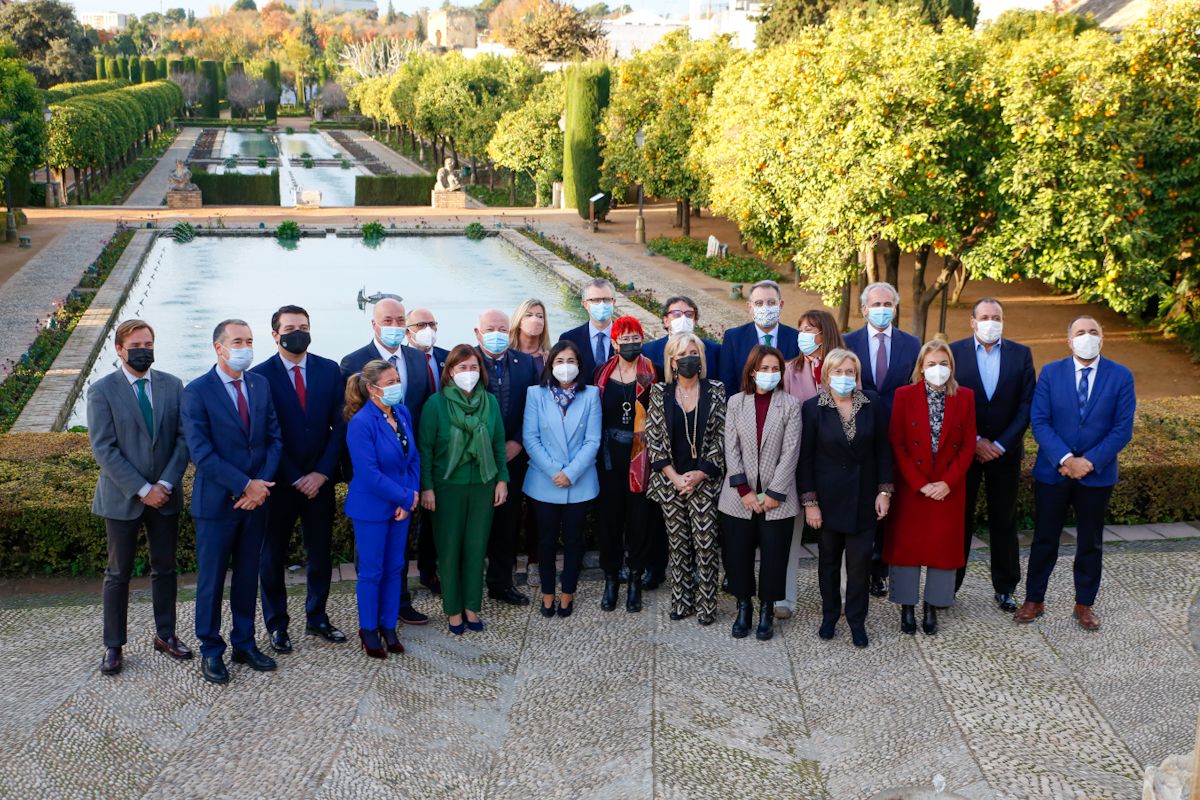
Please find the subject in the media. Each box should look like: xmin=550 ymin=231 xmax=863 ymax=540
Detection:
xmin=924 ymin=364 xmax=951 ymax=387
xmin=552 ymin=363 xmax=579 ymax=384
xmin=412 ymin=326 xmax=437 ymax=349
xmin=669 ymin=316 xmax=695 ymax=335
xmin=1071 ymin=333 xmax=1101 ymax=361
xmin=975 ymin=320 xmax=1002 ymax=344
xmin=753 ymin=304 xmax=781 ymax=329
xmin=453 ymin=370 xmax=480 ymax=392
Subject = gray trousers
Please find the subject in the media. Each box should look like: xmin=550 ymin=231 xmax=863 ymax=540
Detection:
xmin=888 ymin=565 xmax=956 ymax=608
xmin=103 ymin=508 xmax=179 ymax=647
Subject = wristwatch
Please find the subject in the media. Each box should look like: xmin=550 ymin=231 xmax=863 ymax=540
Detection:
xmin=878 ymin=490 xmax=893 ymax=498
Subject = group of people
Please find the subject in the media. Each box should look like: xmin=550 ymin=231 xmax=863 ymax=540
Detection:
xmin=88 ymin=276 xmax=1135 ymax=683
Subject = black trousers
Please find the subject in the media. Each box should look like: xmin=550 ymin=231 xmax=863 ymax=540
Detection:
xmin=260 ymin=482 xmax=335 ymax=633
xmin=818 ymin=527 xmax=873 ymax=628
xmin=533 ymin=499 xmax=588 ymax=594
xmin=102 ymin=508 xmax=179 ymax=648
xmin=647 ymin=502 xmax=668 ymax=578
xmin=486 ymin=456 xmax=527 ymax=592
xmin=869 ymin=521 xmax=888 ymax=580
xmin=597 ymin=440 xmax=650 ymax=575
xmin=399 ymin=506 xmax=436 ymax=608
xmin=720 ymin=513 xmax=793 ymax=603
xmin=1025 ymin=480 xmax=1113 ymax=606
xmin=957 ymin=451 xmax=1023 ymax=594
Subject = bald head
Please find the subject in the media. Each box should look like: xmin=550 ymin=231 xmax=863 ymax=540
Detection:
xmin=476 ymin=309 xmax=510 ymax=356
xmin=371 ymin=298 xmax=406 ymax=352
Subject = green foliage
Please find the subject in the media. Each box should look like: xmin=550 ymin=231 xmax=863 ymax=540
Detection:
xmin=199 ymin=60 xmax=220 ymax=117
xmin=44 ymin=77 xmax=129 ymax=104
xmin=0 ymin=0 xmax=94 ymax=87
xmin=275 ymin=219 xmax=301 ymax=239
xmin=464 ymin=221 xmax=487 ymax=240
xmin=192 ymin=168 xmax=281 ymax=205
xmin=171 ymin=221 xmax=196 ymax=242
xmin=128 ymin=57 xmax=141 ymax=83
xmin=354 ymin=174 xmax=432 ymax=205
xmin=754 ymin=0 xmax=839 ymax=48
xmin=563 ymin=61 xmax=609 ymax=218
xmin=360 ymin=221 xmax=385 ymax=240
xmin=81 ymin=128 xmax=179 ymax=206
xmin=0 ymin=55 xmax=48 ymax=190
xmin=506 ymin=1 xmax=603 ymax=61
xmin=646 ymin=236 xmax=780 ymax=283
xmin=487 ymin=70 xmax=564 ymax=206
xmin=466 ymin=175 xmax=537 ymax=207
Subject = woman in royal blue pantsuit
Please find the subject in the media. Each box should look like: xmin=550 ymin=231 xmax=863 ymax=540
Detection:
xmin=344 ymin=359 xmax=421 ymax=659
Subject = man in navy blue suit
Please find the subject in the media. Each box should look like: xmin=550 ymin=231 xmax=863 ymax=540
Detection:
xmin=949 ymin=298 xmax=1036 ymax=613
xmin=642 ymin=295 xmax=722 ymax=385
xmin=844 ymin=281 xmax=921 ymax=596
xmin=1016 ymin=315 xmax=1135 ymax=632
xmin=558 ymin=278 xmax=617 ymax=384
xmin=251 ymin=305 xmax=347 ymax=655
xmin=182 ymin=319 xmax=282 ymax=684
xmin=476 ymin=308 xmax=540 ymax=605
xmin=403 ymin=306 xmax=449 ymax=594
xmin=340 ymin=296 xmax=430 ymax=625
xmin=718 ymin=280 xmax=800 ymax=392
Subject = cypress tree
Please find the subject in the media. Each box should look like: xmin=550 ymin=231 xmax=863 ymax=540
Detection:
xmin=563 ymin=62 xmax=611 ymax=218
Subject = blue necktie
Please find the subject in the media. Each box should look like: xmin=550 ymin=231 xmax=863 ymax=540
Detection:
xmin=1077 ymin=367 xmax=1091 ymax=417
xmin=594 ymin=332 xmax=606 ymax=367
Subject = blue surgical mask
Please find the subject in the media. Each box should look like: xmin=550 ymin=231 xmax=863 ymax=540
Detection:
xmin=378 ymin=326 xmax=405 ymax=348
xmin=830 ymin=375 xmax=856 ymax=397
xmin=755 ymin=371 xmax=781 ymax=392
xmin=481 ymin=331 xmax=509 ymax=355
xmin=796 ymin=332 xmax=820 ymax=355
xmin=224 ymin=346 xmax=253 ymax=372
xmin=375 ymin=383 xmax=404 ymax=406
xmin=588 ymin=302 xmax=614 ymax=323
xmin=867 ymin=307 xmax=894 ymax=329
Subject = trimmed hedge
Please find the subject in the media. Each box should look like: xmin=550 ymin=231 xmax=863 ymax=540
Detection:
xmin=192 ymin=168 xmax=281 ymax=205
xmin=563 ymin=62 xmax=610 ymax=218
xmin=2 ymin=396 xmax=1197 ymax=575
xmin=354 ymin=174 xmax=430 ymax=205
xmin=44 ymin=78 xmax=130 ymax=104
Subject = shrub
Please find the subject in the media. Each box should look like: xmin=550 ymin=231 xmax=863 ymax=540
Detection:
xmin=465 ymin=222 xmax=487 ymax=240
xmin=275 ymin=219 xmax=301 ymax=240
xmin=171 ymin=221 xmax=196 ymax=242
xmin=360 ymin=221 xmax=385 ymax=240
xmin=646 ymin=236 xmax=781 ymax=284
xmin=354 ymin=175 xmax=431 ymax=205
xmin=192 ymin=168 xmax=281 ymax=205
xmin=563 ymin=62 xmax=610 ymax=218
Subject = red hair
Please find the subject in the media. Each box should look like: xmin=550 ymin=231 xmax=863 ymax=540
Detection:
xmin=610 ymin=315 xmax=644 ymax=339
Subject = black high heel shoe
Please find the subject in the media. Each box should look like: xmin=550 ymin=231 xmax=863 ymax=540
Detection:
xmin=922 ymin=602 xmax=938 ymax=636
xmin=900 ymin=605 xmax=917 ymax=635
xmin=465 ymin=613 xmax=484 ymax=632
xmin=359 ymin=628 xmax=387 ymax=658
xmin=379 ymin=627 xmax=405 ymax=654
xmin=540 ymin=598 xmax=557 ymax=618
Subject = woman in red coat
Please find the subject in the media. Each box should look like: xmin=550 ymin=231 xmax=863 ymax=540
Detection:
xmin=885 ymin=339 xmax=976 ymax=636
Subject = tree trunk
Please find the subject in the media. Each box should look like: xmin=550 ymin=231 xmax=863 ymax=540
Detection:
xmin=838 ymin=280 xmax=851 ymax=331
xmin=950 ymin=261 xmax=970 ymax=304
xmin=509 ymin=170 xmax=516 ymax=205
xmin=862 ymin=243 xmax=878 ymax=284
xmin=470 ymin=155 xmax=478 ymax=185
xmin=674 ymin=200 xmax=682 ymax=228
xmin=910 ymin=247 xmax=956 ymax=341
xmin=448 ymin=138 xmax=459 ymax=168
xmin=877 ymin=239 xmax=901 ymax=325
xmin=488 ymin=161 xmax=495 ymax=190
xmin=681 ymin=197 xmax=691 ymax=236
xmin=692 ymin=204 xmax=701 ymax=217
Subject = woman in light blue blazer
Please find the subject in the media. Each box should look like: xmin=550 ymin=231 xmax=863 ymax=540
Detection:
xmin=522 ymin=340 xmax=602 ymax=618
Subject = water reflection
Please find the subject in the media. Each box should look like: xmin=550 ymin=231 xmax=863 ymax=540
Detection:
xmin=217 ymin=131 xmax=358 ymax=207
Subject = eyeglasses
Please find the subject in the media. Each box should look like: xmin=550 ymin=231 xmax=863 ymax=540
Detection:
xmin=408 ymin=321 xmax=438 ymax=330
xmin=584 ymin=296 xmax=615 ymax=305
xmin=665 ymin=309 xmax=696 ymax=319
xmin=615 ymin=336 xmax=642 ymax=344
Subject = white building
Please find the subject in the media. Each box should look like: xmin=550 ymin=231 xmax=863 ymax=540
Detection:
xmin=280 ymin=0 xmax=377 ymax=13
xmin=79 ymin=12 xmax=130 ymax=31
xmin=687 ymin=0 xmax=762 ymax=50
xmin=601 ymin=9 xmax=688 ymax=59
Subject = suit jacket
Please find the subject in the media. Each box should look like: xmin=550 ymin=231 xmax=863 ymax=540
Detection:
xmin=476 ymin=347 xmax=539 ymax=444
xmin=949 ymin=336 xmax=1036 ymax=453
xmin=718 ymin=389 xmax=802 ymax=521
xmin=87 ymin=368 xmax=189 ymax=520
xmin=559 ymin=321 xmax=613 ymax=385
xmin=797 ymin=389 xmax=892 ymax=534
xmin=643 ymin=335 xmax=723 ymax=387
xmin=1031 ymin=356 xmax=1135 ymax=487
xmin=718 ymin=322 xmax=800 ymax=392
xmin=340 ymin=341 xmax=439 ymax=433
xmin=645 ymin=379 xmax=727 ymax=506
xmin=521 ymin=384 xmax=602 ymax=504
xmin=181 ymin=366 xmax=283 ymax=521
xmin=250 ymin=353 xmax=345 ymax=485
xmin=344 ymin=401 xmax=421 ymax=522
xmin=845 ymin=324 xmax=921 ymax=416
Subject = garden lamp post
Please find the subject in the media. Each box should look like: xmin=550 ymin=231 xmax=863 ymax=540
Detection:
xmin=1 ymin=118 xmax=15 ymax=243
xmin=43 ymin=106 xmax=54 ymax=208
xmin=634 ymin=126 xmax=646 ymax=245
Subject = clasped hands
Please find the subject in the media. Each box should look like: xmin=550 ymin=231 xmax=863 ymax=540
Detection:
xmin=394 ymin=490 xmax=420 ymax=521
xmin=670 ymin=469 xmax=708 ymax=496
xmin=740 ymin=491 xmax=780 ymax=515
xmin=920 ymin=481 xmax=951 ymax=501
xmin=1059 ymin=455 xmax=1094 ymax=481
xmin=141 ymin=483 xmax=172 ymax=509
xmin=975 ymin=438 xmax=1004 ymax=463
xmin=234 ymin=478 xmax=275 ymax=511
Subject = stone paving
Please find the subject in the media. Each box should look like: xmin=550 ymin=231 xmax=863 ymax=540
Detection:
xmin=123 ymin=128 xmax=201 ymax=208
xmin=0 ymin=539 xmax=1197 ymax=800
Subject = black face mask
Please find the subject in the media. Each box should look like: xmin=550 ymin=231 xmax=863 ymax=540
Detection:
xmin=279 ymin=330 xmax=311 ymax=356
xmin=674 ymin=355 xmax=701 ymax=379
xmin=618 ymin=342 xmax=642 ymax=362
xmin=125 ymin=347 xmax=154 ymax=373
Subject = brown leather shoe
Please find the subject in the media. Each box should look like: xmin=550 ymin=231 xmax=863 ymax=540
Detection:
xmin=154 ymin=634 xmax=195 ymax=660
xmin=1073 ymin=604 xmax=1100 ymax=631
xmin=100 ymin=647 xmax=122 ymax=675
xmin=1013 ymin=601 xmax=1045 ymax=623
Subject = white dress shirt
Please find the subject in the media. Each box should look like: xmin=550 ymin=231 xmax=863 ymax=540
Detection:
xmin=1059 ymin=356 xmax=1101 ymax=465
xmin=121 ymin=363 xmax=172 ymax=498
xmin=867 ymin=324 xmax=893 ymax=379
xmin=374 ymin=339 xmax=408 ymax=388
xmin=755 ymin=325 xmax=780 ymax=346
xmin=217 ymin=364 xmax=250 ymax=411
xmin=279 ymin=352 xmax=308 ymax=390
xmin=590 ymin=322 xmax=613 ymax=361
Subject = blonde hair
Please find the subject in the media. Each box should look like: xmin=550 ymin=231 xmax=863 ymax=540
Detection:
xmin=820 ymin=348 xmax=861 ymax=387
xmin=508 ymin=298 xmax=551 ymax=354
xmin=911 ymin=339 xmax=959 ymax=395
xmin=344 ymin=359 xmax=397 ymax=421
xmin=663 ymin=332 xmax=707 ymax=382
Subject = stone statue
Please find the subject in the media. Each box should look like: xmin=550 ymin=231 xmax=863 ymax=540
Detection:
xmin=168 ymin=160 xmax=197 ymax=192
xmin=436 ymin=158 xmax=462 ymax=192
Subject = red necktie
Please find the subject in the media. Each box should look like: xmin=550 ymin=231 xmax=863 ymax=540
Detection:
xmin=293 ymin=365 xmax=307 ymax=412
xmin=425 ymin=352 xmax=437 ymax=391
xmin=232 ymin=379 xmax=251 ymax=432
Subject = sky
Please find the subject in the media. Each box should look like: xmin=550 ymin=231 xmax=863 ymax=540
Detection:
xmin=67 ymin=0 xmax=692 ymax=21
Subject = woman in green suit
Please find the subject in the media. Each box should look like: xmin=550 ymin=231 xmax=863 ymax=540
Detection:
xmin=419 ymin=344 xmax=509 ymax=635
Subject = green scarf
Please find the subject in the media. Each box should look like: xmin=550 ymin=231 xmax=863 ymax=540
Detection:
xmin=442 ymin=385 xmax=498 ymax=483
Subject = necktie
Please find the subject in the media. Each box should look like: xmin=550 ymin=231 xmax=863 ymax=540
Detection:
xmin=764 ymin=333 xmax=773 ymax=347
xmin=135 ymin=378 xmax=153 ymax=438
xmin=292 ymin=365 xmax=306 ymax=412
xmin=594 ymin=332 xmax=606 ymax=367
xmin=1077 ymin=367 xmax=1092 ymax=417
xmin=425 ymin=352 xmax=437 ymax=390
xmin=875 ymin=332 xmax=888 ymax=387
xmin=232 ymin=379 xmax=251 ymax=432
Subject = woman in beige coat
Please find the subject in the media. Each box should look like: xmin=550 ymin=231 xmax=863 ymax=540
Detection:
xmin=718 ymin=345 xmax=802 ymax=641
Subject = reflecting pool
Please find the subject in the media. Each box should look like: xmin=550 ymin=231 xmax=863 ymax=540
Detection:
xmin=217 ymin=131 xmax=359 ymax=207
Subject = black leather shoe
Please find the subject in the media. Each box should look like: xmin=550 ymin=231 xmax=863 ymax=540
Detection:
xmin=755 ymin=604 xmax=774 ymax=641
xmin=850 ymin=626 xmax=869 ymax=648
xmin=995 ymin=593 xmax=1018 ymax=613
xmin=306 ymin=622 xmax=348 ymax=643
xmin=556 ymin=598 xmax=574 ymax=618
xmin=269 ymin=629 xmax=292 ymax=654
xmin=600 ymin=575 xmax=619 ymax=612
xmin=731 ymin=599 xmax=752 ymax=639
xmin=398 ymin=606 xmax=429 ymax=625
xmin=540 ymin=598 xmax=557 ymax=618
xmin=201 ymin=656 xmax=229 ymax=684
xmin=818 ymin=618 xmax=837 ymax=640
xmin=153 ymin=634 xmax=194 ymax=660
xmin=869 ymin=576 xmax=888 ymax=597
xmin=359 ymin=628 xmax=387 ymax=658
xmin=379 ymin=628 xmax=405 ymax=654
xmin=100 ymin=646 xmax=122 ymax=675
xmin=697 ymin=613 xmax=715 ymax=626
xmin=669 ymin=608 xmax=694 ymax=621
xmin=488 ymin=587 xmax=530 ymax=606
xmin=232 ymin=646 xmax=277 ymax=671
xmin=625 ymin=579 xmax=642 ymax=613
xmin=922 ymin=602 xmax=938 ymax=636
xmin=640 ymin=568 xmax=663 ymax=591
xmin=900 ymin=604 xmax=917 ymax=635
xmin=420 ymin=576 xmax=442 ymax=595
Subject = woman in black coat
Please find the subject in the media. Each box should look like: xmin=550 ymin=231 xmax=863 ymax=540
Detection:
xmin=797 ymin=348 xmax=893 ymax=648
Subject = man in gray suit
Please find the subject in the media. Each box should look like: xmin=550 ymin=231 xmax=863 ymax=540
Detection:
xmin=87 ymin=319 xmax=192 ymax=675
